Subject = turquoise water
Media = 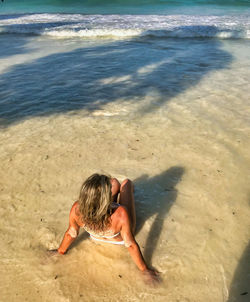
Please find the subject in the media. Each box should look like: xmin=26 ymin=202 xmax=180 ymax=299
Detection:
xmin=1 ymin=0 xmax=250 ymax=14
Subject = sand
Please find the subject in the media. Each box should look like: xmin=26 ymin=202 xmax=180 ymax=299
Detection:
xmin=0 ymin=39 xmax=250 ymax=301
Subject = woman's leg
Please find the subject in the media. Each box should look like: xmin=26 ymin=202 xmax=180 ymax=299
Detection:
xmin=119 ymin=179 xmax=136 ymax=234
xmin=111 ymin=178 xmax=120 ymax=203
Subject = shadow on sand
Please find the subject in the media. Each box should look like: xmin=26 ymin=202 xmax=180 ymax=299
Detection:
xmin=0 ymin=23 xmax=231 ymax=266
xmin=134 ymin=166 xmax=184 ymax=265
xmin=0 ymin=26 xmax=232 ymax=126
xmin=227 ymin=240 xmax=250 ymax=302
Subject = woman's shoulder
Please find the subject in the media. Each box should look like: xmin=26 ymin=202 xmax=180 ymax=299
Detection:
xmin=69 ymin=201 xmax=84 ymax=227
xmin=71 ymin=201 xmax=79 ymax=213
xmin=112 ymin=204 xmax=129 ymax=222
xmin=70 ymin=201 xmax=83 ymax=223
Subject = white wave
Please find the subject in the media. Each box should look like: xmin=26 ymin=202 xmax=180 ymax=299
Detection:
xmin=0 ymin=13 xmax=250 ymax=39
xmin=45 ymin=28 xmax=143 ymax=38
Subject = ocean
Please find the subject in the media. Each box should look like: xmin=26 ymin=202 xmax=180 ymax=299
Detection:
xmin=1 ymin=0 xmax=250 ymax=15
xmin=0 ymin=1 xmax=250 ymax=302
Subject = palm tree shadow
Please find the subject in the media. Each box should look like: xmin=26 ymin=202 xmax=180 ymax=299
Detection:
xmin=134 ymin=166 xmax=185 ymax=265
xmin=0 ymin=26 xmax=233 ymax=127
xmin=227 ymin=240 xmax=250 ymax=302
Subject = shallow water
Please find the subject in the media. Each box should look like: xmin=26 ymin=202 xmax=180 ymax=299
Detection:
xmin=0 ymin=6 xmax=250 ymax=302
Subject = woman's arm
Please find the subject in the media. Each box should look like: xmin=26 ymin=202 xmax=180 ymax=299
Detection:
xmin=120 ymin=207 xmax=159 ymax=283
xmin=127 ymin=241 xmax=147 ymax=271
xmin=57 ymin=202 xmax=80 ymax=254
xmin=120 ymin=208 xmax=147 ymax=270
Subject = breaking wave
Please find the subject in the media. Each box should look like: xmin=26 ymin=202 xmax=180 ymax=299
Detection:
xmin=0 ymin=13 xmax=250 ymax=39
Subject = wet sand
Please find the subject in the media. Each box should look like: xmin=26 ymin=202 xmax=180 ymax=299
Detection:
xmin=0 ymin=38 xmax=250 ymax=301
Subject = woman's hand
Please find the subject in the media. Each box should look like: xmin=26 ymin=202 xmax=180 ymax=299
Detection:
xmin=142 ymin=268 xmax=161 ymax=286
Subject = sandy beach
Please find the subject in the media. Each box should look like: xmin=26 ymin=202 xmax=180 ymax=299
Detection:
xmin=1 ymin=59 xmax=250 ymax=300
xmin=0 ymin=3 xmax=250 ymax=301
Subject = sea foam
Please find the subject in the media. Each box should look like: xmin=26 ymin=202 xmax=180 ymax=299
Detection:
xmin=0 ymin=13 xmax=250 ymax=39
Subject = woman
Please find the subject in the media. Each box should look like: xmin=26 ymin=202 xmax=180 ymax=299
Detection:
xmin=52 ymin=173 xmax=159 ymax=284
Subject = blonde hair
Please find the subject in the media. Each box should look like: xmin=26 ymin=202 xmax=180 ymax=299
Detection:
xmin=78 ymin=173 xmax=112 ymax=231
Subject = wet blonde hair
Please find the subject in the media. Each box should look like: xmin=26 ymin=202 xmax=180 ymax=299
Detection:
xmin=78 ymin=173 xmax=112 ymax=231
